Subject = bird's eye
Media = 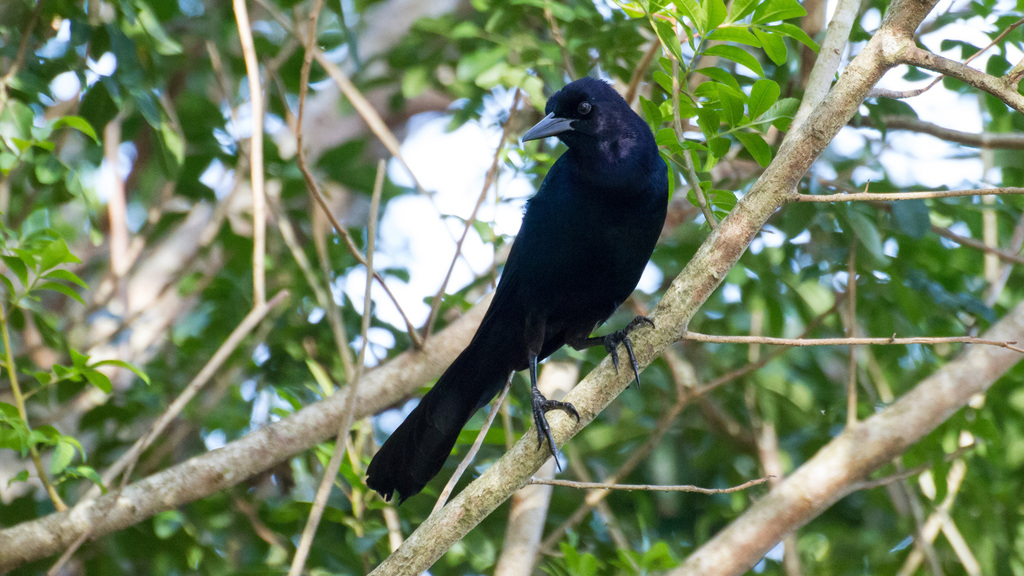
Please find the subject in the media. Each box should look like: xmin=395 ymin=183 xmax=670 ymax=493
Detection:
xmin=577 ymin=101 xmax=592 ymax=115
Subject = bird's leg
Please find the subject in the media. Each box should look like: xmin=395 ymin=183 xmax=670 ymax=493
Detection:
xmin=569 ymin=316 xmax=654 ymax=388
xmin=528 ymin=352 xmax=580 ymax=466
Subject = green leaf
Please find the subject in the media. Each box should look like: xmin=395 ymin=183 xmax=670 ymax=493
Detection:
xmin=1 ymin=255 xmax=29 ymax=287
xmin=696 ymin=106 xmax=721 ymax=139
xmin=702 ymin=0 xmax=727 ymax=29
xmin=710 ymin=189 xmax=738 ymax=212
xmin=83 ymin=369 xmax=113 ymax=394
xmin=768 ymin=22 xmax=820 ymax=51
xmin=752 ymin=27 xmax=788 ymax=65
xmin=134 ymin=3 xmax=183 ymax=55
xmin=717 ymin=85 xmax=745 ymax=127
xmin=653 ymin=18 xmax=685 ymax=62
xmin=0 ymin=273 xmax=14 ymax=296
xmin=51 ymin=116 xmax=99 ymax=142
xmin=154 ymin=510 xmax=185 ymax=539
xmin=0 ymin=401 xmax=22 ymax=419
xmin=305 ymin=358 xmax=336 ymax=397
xmin=704 ymin=44 xmax=764 ymax=77
xmin=847 ymin=210 xmax=889 ymax=264
xmin=91 ymin=360 xmax=151 ymax=385
xmin=40 ymin=238 xmax=80 ymax=271
xmin=615 ymin=0 xmax=646 ymax=18
xmin=34 ymin=154 xmax=65 ymax=185
xmin=50 ymin=439 xmax=76 ymax=475
xmin=158 ymin=121 xmax=185 ymax=172
xmin=758 ymin=97 xmax=800 ymax=131
xmin=655 ymin=128 xmax=679 ymax=148
xmin=652 ymin=69 xmax=674 ymax=93
xmin=8 ymin=469 xmax=29 ymax=486
xmin=70 ymin=349 xmax=89 ymax=369
xmin=727 ymin=0 xmax=760 ymax=22
xmin=752 ymin=0 xmax=806 ymax=23
xmin=42 ymin=269 xmax=89 ymax=289
xmin=0 ymin=151 xmax=18 ymax=175
xmin=694 ymin=67 xmax=742 ymax=92
xmin=66 ymin=465 xmax=106 ymax=493
xmin=748 ymin=79 xmax=781 ymax=120
xmin=36 ymin=282 xmax=85 ymax=305
xmin=735 ymin=131 xmax=772 ymax=166
xmin=2 ymin=100 xmax=34 ymax=140
xmin=707 ymin=26 xmax=762 ymax=46
xmin=709 ymin=136 xmax=731 ymax=158
xmin=674 ymin=0 xmax=707 ymax=31
xmin=891 ymin=199 xmax=930 ymax=238
xmin=639 ymin=94 xmax=663 ymax=126
xmin=31 ymin=425 xmax=60 ymax=446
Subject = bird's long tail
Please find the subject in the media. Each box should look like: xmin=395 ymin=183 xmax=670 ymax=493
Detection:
xmin=365 ymin=329 xmax=513 ymax=502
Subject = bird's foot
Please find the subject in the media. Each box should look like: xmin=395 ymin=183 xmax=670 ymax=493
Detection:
xmin=604 ymin=315 xmax=654 ymax=389
xmin=531 ymin=387 xmax=580 ymax=466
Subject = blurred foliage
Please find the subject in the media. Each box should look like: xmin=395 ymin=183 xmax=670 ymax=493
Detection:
xmin=1 ymin=0 xmax=1024 ymax=574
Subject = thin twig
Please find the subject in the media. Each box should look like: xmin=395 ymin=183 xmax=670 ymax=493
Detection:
xmin=871 ymin=17 xmax=1024 ymax=101
xmin=233 ymin=0 xmax=267 ymax=306
xmin=673 ymin=56 xmax=716 ymax=227
xmin=542 ymin=0 xmax=573 ymax=75
xmin=270 ymin=203 xmax=356 ymax=381
xmin=931 ymin=223 xmax=1024 ymax=266
xmin=289 ymin=39 xmax=422 ymax=349
xmin=896 ymin=459 xmax=970 ymax=576
xmin=97 ymin=291 xmax=290 ymax=491
xmin=892 ymin=46 xmax=1024 ymax=114
xmin=694 ymin=297 xmax=844 ymax=396
xmin=813 ymin=180 xmax=1024 ymax=265
xmin=422 ymin=89 xmax=522 ymax=339
xmin=310 ymin=51 xmax=425 ymax=193
xmin=850 ymin=444 xmax=975 ymax=491
xmin=433 ymin=376 xmax=512 ymax=513
xmin=796 ymin=187 xmax=1024 ymax=202
xmin=287 ymin=1 xmax=366 ymax=570
xmin=683 ymin=332 xmax=1024 ymax=353
xmin=233 ymin=495 xmax=289 ymax=549
xmin=252 ymin=0 xmax=428 ymax=195
xmin=845 ymin=243 xmax=858 ymax=427
xmin=288 ymin=157 xmax=384 ymax=576
xmin=0 ymin=301 xmax=66 ymax=511
xmin=876 ymin=116 xmax=1024 ymax=149
xmin=529 ymin=476 xmax=773 ymax=494
xmin=540 ymin=350 xmax=696 ymax=553
xmin=625 ymin=40 xmax=661 ymax=106
xmin=357 ymin=160 xmax=386 ymax=373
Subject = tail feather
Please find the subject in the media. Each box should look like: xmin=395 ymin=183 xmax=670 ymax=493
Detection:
xmin=366 ymin=332 xmax=512 ymax=502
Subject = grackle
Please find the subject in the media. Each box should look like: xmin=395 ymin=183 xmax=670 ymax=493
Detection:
xmin=365 ymin=77 xmax=668 ymax=502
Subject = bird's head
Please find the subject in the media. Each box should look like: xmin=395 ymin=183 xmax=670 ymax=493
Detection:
xmin=522 ymin=77 xmax=649 ymax=162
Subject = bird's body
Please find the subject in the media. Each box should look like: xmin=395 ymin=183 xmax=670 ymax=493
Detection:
xmin=366 ymin=78 xmax=668 ymax=502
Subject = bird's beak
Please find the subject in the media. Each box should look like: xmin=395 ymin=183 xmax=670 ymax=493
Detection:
xmin=522 ymin=112 xmax=574 ymax=142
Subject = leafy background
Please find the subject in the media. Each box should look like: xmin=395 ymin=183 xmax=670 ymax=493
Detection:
xmin=1 ymin=0 xmax=1024 ymax=574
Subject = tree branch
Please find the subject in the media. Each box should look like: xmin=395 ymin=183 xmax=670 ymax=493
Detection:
xmin=669 ymin=302 xmax=1024 ymax=575
xmin=874 ymin=115 xmax=1024 ymax=149
xmin=796 ymin=186 xmax=1024 ymax=202
xmin=366 ymin=1 xmax=942 ymax=573
xmin=683 ymin=332 xmax=1024 ymax=353
xmin=0 ymin=294 xmax=491 ymax=571
xmin=894 ymin=46 xmax=1024 ymax=114
xmin=527 ymin=476 xmax=772 ymax=494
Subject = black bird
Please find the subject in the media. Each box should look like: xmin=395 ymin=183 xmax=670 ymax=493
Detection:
xmin=365 ymin=77 xmax=668 ymax=502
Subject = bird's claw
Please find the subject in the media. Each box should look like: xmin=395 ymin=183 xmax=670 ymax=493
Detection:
xmin=603 ymin=316 xmax=654 ymax=389
xmin=531 ymin=389 xmax=580 ymax=468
